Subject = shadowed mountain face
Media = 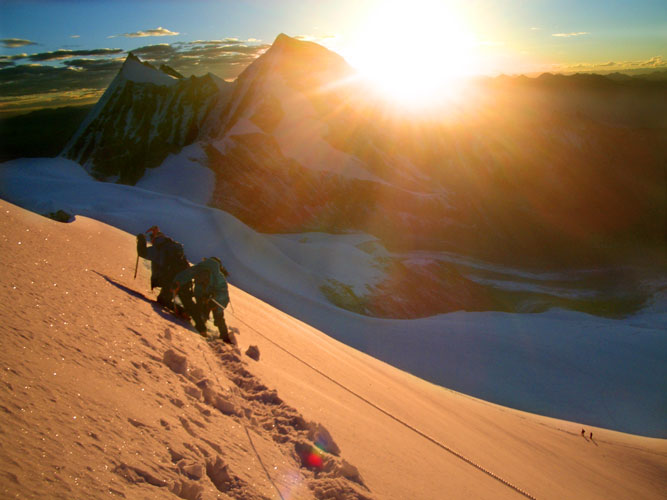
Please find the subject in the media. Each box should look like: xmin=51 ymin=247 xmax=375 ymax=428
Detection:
xmin=62 ymin=53 xmax=234 ymax=184
xmin=58 ymin=34 xmax=666 ymax=316
xmin=0 ymin=105 xmax=93 ymax=162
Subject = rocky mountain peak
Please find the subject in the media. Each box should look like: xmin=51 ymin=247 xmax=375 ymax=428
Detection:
xmin=118 ymin=52 xmax=180 ymax=86
xmin=159 ymin=63 xmax=185 ymax=80
xmin=238 ymin=33 xmax=354 ymax=86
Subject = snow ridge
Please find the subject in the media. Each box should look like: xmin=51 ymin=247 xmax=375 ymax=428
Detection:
xmin=120 ymin=53 xmax=179 ymax=86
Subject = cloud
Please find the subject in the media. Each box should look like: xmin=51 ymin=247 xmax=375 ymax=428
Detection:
xmin=66 ymin=58 xmax=125 ymax=71
xmin=1 ymin=38 xmax=37 ymax=48
xmin=294 ymin=34 xmax=337 ymax=43
xmin=70 ymin=35 xmax=81 ymax=39
xmin=110 ymin=27 xmax=179 ymax=39
xmin=561 ymin=55 xmax=666 ymax=72
xmin=0 ymin=56 xmax=122 ymax=115
xmin=0 ymin=88 xmax=105 ymax=117
xmin=566 ymin=61 xmax=616 ymax=69
xmin=178 ymin=40 xmax=265 ymax=54
xmin=635 ymin=55 xmax=665 ymax=67
xmin=132 ymin=40 xmax=270 ymax=74
xmin=26 ymin=48 xmax=124 ymax=62
xmin=0 ymin=53 xmax=29 ymax=67
xmin=0 ymin=53 xmax=28 ymax=62
xmin=129 ymin=44 xmax=177 ymax=60
xmin=552 ymin=32 xmax=590 ymax=38
xmin=0 ymin=36 xmax=268 ymax=116
xmin=0 ymin=63 xmax=119 ymax=98
xmin=125 ymin=40 xmax=268 ymax=81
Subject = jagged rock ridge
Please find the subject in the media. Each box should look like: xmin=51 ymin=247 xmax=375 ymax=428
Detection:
xmin=62 ymin=53 xmax=233 ymax=184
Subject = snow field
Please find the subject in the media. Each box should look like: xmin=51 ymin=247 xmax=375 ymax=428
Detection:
xmin=1 ymin=156 xmax=665 ymax=437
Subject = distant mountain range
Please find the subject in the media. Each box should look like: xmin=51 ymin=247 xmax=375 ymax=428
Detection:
xmin=0 ymin=105 xmax=92 ymax=162
xmin=6 ymin=33 xmax=666 ymax=318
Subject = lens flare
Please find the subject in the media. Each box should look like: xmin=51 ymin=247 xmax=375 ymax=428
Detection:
xmin=306 ymin=450 xmax=323 ymax=468
xmin=343 ymin=0 xmax=478 ymax=108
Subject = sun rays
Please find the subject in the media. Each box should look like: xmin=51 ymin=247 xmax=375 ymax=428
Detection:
xmin=342 ymin=0 xmax=478 ymax=108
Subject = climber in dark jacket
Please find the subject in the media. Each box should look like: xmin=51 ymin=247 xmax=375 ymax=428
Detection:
xmin=172 ymin=257 xmax=233 ymax=344
xmin=136 ymin=226 xmax=189 ymax=311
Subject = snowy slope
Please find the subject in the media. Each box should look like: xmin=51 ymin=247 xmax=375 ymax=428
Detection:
xmin=1 ymin=157 xmax=665 ymax=438
xmin=266 ymin=232 xmax=388 ymax=295
xmin=0 ymin=203 xmax=373 ymax=500
xmin=135 ymin=143 xmax=215 ymax=204
xmin=3 ymin=199 xmax=666 ymax=500
xmin=120 ymin=53 xmax=181 ymax=86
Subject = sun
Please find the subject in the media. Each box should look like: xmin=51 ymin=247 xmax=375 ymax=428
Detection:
xmin=343 ymin=0 xmax=478 ymax=108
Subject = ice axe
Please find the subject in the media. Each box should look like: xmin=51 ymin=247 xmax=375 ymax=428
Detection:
xmin=133 ymin=254 xmax=139 ymax=279
xmin=134 ymin=231 xmax=149 ymax=279
xmin=211 ymin=296 xmax=235 ymax=315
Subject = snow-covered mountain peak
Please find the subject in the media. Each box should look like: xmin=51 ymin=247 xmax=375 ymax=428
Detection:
xmin=269 ymin=33 xmax=346 ymax=63
xmin=237 ymin=33 xmax=354 ymax=87
xmin=62 ymin=53 xmax=231 ymax=183
xmin=213 ymin=33 xmax=383 ymax=183
xmin=119 ymin=53 xmax=180 ymax=86
xmin=158 ymin=63 xmax=184 ymax=80
xmin=205 ymin=72 xmax=231 ymax=92
xmin=272 ymin=32 xmax=297 ymax=47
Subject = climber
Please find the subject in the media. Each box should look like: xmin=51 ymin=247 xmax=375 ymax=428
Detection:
xmin=172 ymin=256 xmax=233 ymax=344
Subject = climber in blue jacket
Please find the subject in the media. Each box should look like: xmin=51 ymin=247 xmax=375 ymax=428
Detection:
xmin=172 ymin=257 xmax=232 ymax=343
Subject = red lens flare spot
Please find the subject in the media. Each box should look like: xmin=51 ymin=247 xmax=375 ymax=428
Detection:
xmin=307 ymin=452 xmax=323 ymax=468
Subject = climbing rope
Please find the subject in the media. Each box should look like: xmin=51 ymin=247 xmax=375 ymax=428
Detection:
xmin=228 ymin=307 xmax=537 ymax=500
xmin=242 ymin=422 xmax=287 ymax=500
xmin=198 ymin=344 xmax=286 ymax=500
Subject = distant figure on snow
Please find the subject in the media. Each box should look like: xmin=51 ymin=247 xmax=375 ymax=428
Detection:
xmin=172 ymin=256 xmax=233 ymax=344
xmin=136 ymin=226 xmax=190 ymax=311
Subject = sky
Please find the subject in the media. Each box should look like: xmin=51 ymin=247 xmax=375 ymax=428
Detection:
xmin=0 ymin=0 xmax=665 ymax=116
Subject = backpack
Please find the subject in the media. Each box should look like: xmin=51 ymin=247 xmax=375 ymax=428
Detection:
xmin=152 ymin=237 xmax=189 ymax=287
